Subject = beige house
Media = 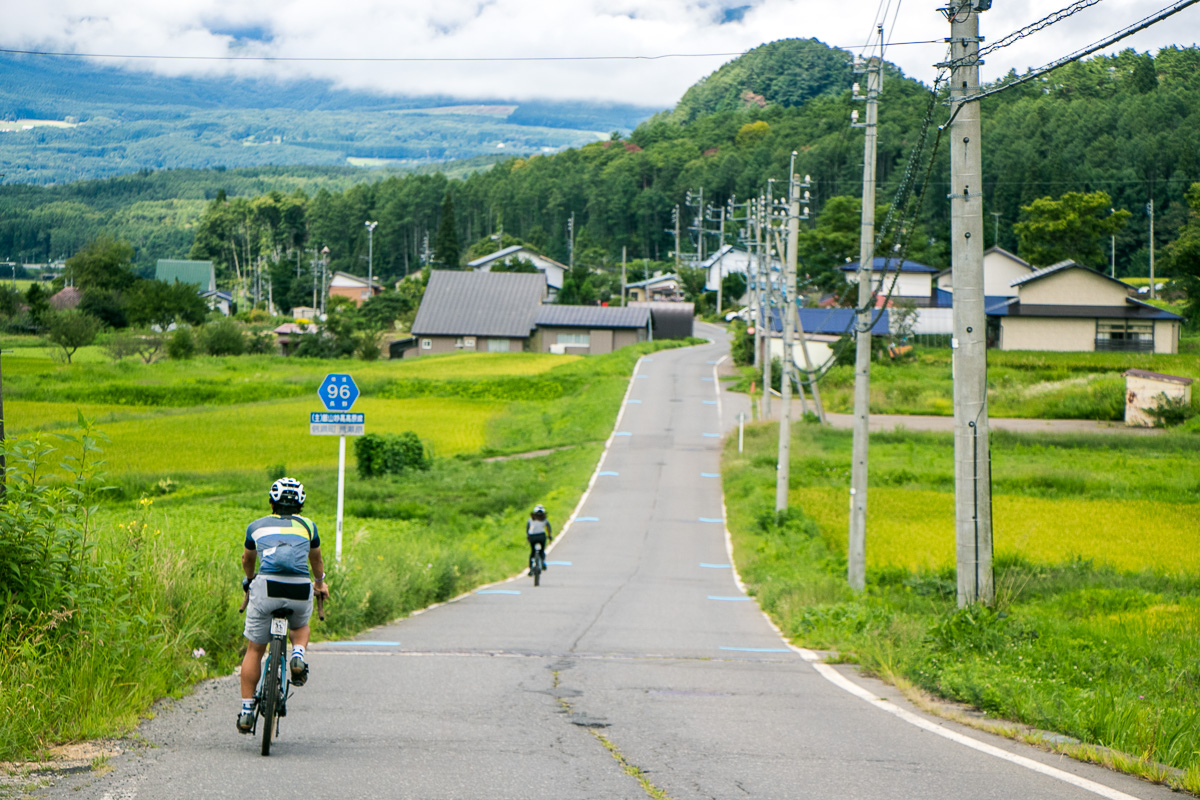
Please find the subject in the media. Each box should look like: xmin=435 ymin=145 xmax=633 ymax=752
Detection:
xmin=328 ymin=271 xmax=383 ymax=307
xmin=987 ymin=261 xmax=1183 ymax=353
xmin=531 ymin=306 xmax=650 ymax=355
xmin=626 ymin=273 xmax=684 ymax=302
xmin=936 ymin=247 xmax=1035 ymax=299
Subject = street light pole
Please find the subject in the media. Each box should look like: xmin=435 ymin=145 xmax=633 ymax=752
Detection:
xmin=365 ymin=221 xmax=378 ymax=301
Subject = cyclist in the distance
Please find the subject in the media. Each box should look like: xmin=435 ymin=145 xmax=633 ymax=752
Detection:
xmin=237 ymin=477 xmax=329 ymax=734
xmin=526 ymin=504 xmax=552 ymax=574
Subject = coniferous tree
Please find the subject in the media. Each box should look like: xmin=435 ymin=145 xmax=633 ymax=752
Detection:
xmin=434 ymin=194 xmax=461 ymax=268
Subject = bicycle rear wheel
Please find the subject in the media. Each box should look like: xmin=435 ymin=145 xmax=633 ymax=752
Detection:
xmin=260 ymin=637 xmax=283 ymax=756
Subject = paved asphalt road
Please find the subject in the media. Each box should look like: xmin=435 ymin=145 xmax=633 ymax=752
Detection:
xmin=48 ymin=325 xmax=1175 ymax=800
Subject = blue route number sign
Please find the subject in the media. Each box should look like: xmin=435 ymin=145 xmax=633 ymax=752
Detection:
xmin=318 ymin=373 xmax=360 ymax=411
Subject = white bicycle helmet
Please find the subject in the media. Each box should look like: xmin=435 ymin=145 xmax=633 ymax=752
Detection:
xmin=532 ymin=504 xmax=546 ymax=516
xmin=269 ymin=477 xmax=306 ymax=507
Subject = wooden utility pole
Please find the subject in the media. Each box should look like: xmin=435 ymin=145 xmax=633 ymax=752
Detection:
xmin=947 ymin=0 xmax=994 ymax=607
xmin=1148 ymin=199 xmax=1156 ymax=299
xmin=848 ymin=51 xmax=881 ymax=593
xmin=621 ymin=246 xmax=627 ymax=306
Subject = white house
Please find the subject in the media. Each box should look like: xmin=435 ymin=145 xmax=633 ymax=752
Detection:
xmin=626 ymin=273 xmax=684 ymax=302
xmin=840 ymin=257 xmax=938 ymax=306
xmin=701 ymin=244 xmax=780 ymax=297
xmin=467 ymin=245 xmax=569 ymax=294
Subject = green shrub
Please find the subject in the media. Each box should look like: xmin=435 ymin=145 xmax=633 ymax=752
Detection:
xmin=197 ymin=319 xmax=245 ymax=356
xmin=1145 ymin=392 xmax=1196 ymax=427
xmin=167 ymin=327 xmax=196 ymax=359
xmin=354 ymin=431 xmax=431 ymax=478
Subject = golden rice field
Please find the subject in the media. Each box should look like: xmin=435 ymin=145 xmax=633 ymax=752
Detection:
xmin=794 ymin=486 xmax=1200 ymax=575
xmin=28 ymin=396 xmax=501 ymax=476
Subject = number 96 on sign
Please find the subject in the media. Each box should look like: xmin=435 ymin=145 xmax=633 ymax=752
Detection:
xmin=318 ymin=373 xmax=359 ymax=411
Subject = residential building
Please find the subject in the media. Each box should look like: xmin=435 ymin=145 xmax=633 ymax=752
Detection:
xmin=701 ymin=244 xmax=779 ymax=301
xmin=986 ymin=261 xmax=1183 ymax=353
xmin=625 ymin=273 xmax=683 ymax=302
xmin=408 ymin=270 xmax=664 ymax=359
xmin=466 ymin=246 xmax=569 ymax=294
xmin=328 ymin=271 xmax=383 ymax=307
xmin=840 ymin=257 xmax=938 ymax=306
xmin=410 ymin=271 xmax=547 ymax=357
xmin=934 ymin=247 xmax=1035 ymax=305
xmin=155 ymin=259 xmax=216 ymax=292
xmin=48 ymin=286 xmax=81 ymax=310
xmin=533 ymin=305 xmax=650 ymax=355
xmin=200 ymin=289 xmax=233 ymax=316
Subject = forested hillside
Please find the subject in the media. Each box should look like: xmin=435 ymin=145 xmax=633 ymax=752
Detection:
xmin=0 ymin=53 xmax=660 ymax=184
xmin=2 ymin=39 xmax=1199 ymax=295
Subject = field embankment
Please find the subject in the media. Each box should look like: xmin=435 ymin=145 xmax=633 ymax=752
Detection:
xmin=723 ymin=422 xmax=1200 ymax=792
xmin=0 ymin=342 xmax=686 ymax=759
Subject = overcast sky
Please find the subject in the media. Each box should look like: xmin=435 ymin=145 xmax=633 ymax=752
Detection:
xmin=3 ymin=1 xmax=1198 ymax=107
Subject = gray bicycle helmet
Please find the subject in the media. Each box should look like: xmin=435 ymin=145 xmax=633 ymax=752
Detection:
xmin=269 ymin=477 xmax=306 ymax=507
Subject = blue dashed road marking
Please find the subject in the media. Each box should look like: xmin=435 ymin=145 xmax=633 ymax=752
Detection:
xmin=320 ymin=641 xmax=400 ymax=647
xmin=700 ymin=563 xmax=732 ymax=569
xmin=477 ymin=590 xmax=521 ymax=596
xmin=545 ymin=561 xmax=572 ymax=566
xmin=700 ymin=473 xmax=720 ymax=478
xmin=614 ymin=432 xmax=633 ymax=437
xmin=575 ymin=516 xmax=599 ymax=522
xmin=708 ymin=596 xmax=752 ymax=602
xmin=598 ymin=471 xmax=619 ymax=476
xmin=698 ymin=517 xmax=725 ymax=523
xmin=702 ymin=433 xmax=720 ymax=438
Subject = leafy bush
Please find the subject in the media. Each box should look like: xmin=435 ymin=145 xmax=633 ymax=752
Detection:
xmin=168 ymin=326 xmax=196 ymax=359
xmin=1145 ymin=391 xmax=1196 ymax=427
xmin=354 ymin=431 xmax=431 ymax=478
xmin=197 ymin=319 xmax=245 ymax=356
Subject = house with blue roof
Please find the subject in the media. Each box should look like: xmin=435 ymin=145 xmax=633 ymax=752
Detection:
xmin=840 ymin=256 xmax=938 ymax=307
xmin=986 ymin=261 xmax=1183 ymax=353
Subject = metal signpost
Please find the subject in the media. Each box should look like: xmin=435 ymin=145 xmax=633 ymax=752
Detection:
xmin=313 ymin=374 xmax=362 ymax=563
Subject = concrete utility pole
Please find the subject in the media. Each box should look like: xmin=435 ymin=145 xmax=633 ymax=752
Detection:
xmin=568 ymin=213 xmax=576 ymax=270
xmin=751 ymin=197 xmax=763 ymax=371
xmin=365 ymin=220 xmax=378 ymax=299
xmin=760 ymin=194 xmax=773 ymax=420
xmin=673 ymin=205 xmax=682 ymax=273
xmin=716 ymin=205 xmax=726 ymax=317
xmin=621 ymin=246 xmax=627 ymax=305
xmin=1147 ymin=199 xmax=1156 ymax=299
xmin=947 ymin=0 xmax=994 ymax=607
xmin=791 ymin=176 xmax=827 ymax=425
xmin=848 ymin=50 xmax=881 ymax=593
xmin=776 ymin=162 xmax=800 ymax=511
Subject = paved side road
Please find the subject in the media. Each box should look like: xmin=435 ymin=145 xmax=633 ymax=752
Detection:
xmin=38 ymin=325 xmax=1174 ymax=800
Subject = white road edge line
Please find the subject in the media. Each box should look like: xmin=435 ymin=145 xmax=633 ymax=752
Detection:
xmin=718 ymin=497 xmax=1143 ymax=800
xmin=712 ymin=354 xmax=727 ymax=428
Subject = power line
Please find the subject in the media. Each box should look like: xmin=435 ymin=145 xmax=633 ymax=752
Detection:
xmin=965 ymin=0 xmax=1200 ymax=102
xmin=0 ymin=40 xmax=945 ymax=64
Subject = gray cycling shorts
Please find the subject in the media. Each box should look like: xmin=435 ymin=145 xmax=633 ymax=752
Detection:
xmin=243 ymin=574 xmax=313 ymax=644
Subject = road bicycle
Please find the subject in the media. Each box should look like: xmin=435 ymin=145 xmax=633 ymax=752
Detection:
xmin=240 ymin=586 xmax=324 ymax=756
xmin=529 ymin=541 xmax=546 ymax=587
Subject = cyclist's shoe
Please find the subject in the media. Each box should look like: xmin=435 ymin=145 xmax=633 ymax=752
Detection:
xmin=289 ymin=654 xmax=309 ymax=686
xmin=236 ymin=709 xmax=254 ymax=734
xmin=541 ymin=560 xmax=548 ymax=571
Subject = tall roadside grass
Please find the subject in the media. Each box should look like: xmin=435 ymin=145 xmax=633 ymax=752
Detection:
xmin=723 ymin=421 xmax=1200 ymax=789
xmin=0 ymin=339 xmax=696 ymax=759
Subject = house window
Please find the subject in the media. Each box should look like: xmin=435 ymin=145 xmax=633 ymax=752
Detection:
xmin=557 ymin=332 xmax=590 ymax=347
xmin=1096 ymin=320 xmax=1153 ymax=352
xmin=487 ymin=338 xmax=510 ymax=353
xmin=464 ymin=336 xmax=476 ymax=349
xmin=421 ymin=339 xmax=432 ymax=350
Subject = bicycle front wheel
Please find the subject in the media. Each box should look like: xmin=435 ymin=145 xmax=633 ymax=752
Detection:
xmin=260 ymin=637 xmax=283 ymax=756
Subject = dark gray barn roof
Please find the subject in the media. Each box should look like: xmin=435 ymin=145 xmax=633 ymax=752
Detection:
xmin=411 ymin=271 xmax=546 ymax=337
xmin=535 ymin=305 xmax=650 ymax=329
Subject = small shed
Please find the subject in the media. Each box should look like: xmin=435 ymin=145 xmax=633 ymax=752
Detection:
xmin=1123 ymin=369 xmax=1193 ymax=427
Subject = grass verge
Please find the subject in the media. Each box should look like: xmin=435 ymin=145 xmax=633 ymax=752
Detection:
xmin=723 ymin=420 xmax=1200 ymax=790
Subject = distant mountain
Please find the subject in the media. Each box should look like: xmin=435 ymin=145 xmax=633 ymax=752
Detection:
xmin=665 ymin=38 xmax=856 ymax=124
xmin=0 ymin=54 xmax=663 ymax=184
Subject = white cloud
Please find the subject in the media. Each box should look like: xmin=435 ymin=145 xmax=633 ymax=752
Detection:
xmin=2 ymin=0 xmax=1198 ymax=105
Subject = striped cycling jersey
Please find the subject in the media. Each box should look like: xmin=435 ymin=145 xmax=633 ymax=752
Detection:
xmin=245 ymin=514 xmax=320 ymax=576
